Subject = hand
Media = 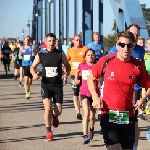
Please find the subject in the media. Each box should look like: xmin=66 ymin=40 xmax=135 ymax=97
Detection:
xmin=134 ymin=100 xmax=143 ymax=110
xmin=33 ymin=72 xmax=40 ymax=80
xmin=92 ymin=93 xmax=102 ymax=110
xmin=74 ymin=79 xmax=80 ymax=85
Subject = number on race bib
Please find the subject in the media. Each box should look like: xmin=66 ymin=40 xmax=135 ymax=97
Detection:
xmin=24 ymin=55 xmax=31 ymax=61
xmin=109 ymin=110 xmax=129 ymax=124
xmin=82 ymin=70 xmax=90 ymax=80
xmin=45 ymin=67 xmax=58 ymax=77
xmin=72 ymin=62 xmax=80 ymax=69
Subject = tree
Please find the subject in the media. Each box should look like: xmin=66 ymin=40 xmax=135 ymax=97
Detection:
xmin=141 ymin=4 xmax=150 ymax=36
xmin=112 ymin=19 xmax=117 ymax=33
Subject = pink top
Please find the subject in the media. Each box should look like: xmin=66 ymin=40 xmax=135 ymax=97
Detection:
xmin=78 ymin=63 xmax=100 ymax=97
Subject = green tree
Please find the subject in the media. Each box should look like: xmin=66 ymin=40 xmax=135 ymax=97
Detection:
xmin=141 ymin=4 xmax=150 ymax=36
xmin=112 ymin=19 xmax=117 ymax=33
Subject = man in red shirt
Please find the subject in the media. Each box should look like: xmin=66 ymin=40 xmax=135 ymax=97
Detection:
xmin=88 ymin=30 xmax=150 ymax=150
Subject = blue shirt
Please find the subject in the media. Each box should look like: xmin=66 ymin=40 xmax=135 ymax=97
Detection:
xmin=22 ymin=46 xmax=33 ymax=66
xmin=62 ymin=45 xmax=70 ymax=56
xmin=107 ymin=45 xmax=145 ymax=90
xmin=87 ymin=42 xmax=104 ymax=59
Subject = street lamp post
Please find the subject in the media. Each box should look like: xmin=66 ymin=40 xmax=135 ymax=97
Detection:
xmin=27 ymin=13 xmax=33 ymax=37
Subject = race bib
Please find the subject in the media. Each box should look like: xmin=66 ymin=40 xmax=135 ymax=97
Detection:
xmin=24 ymin=55 xmax=31 ymax=61
xmin=109 ymin=110 xmax=129 ymax=124
xmin=82 ymin=70 xmax=90 ymax=80
xmin=4 ymin=50 xmax=9 ymax=53
xmin=45 ymin=67 xmax=58 ymax=77
xmin=18 ymin=55 xmax=22 ymax=59
xmin=72 ymin=62 xmax=80 ymax=69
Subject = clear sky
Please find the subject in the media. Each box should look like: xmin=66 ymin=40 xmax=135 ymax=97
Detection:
xmin=0 ymin=0 xmax=150 ymax=40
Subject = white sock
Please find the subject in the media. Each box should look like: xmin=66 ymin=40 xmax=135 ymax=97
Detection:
xmin=133 ymin=147 xmax=137 ymax=150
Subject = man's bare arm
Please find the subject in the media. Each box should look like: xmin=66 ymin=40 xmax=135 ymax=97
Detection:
xmin=30 ymin=54 xmax=40 ymax=77
xmin=62 ymin=52 xmax=71 ymax=76
xmin=87 ymin=70 xmax=101 ymax=96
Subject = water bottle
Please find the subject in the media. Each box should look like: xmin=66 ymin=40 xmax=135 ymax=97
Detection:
xmin=146 ymin=128 xmax=150 ymax=141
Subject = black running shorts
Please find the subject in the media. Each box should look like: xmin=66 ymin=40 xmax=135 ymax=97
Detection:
xmin=80 ymin=95 xmax=93 ymax=105
xmin=22 ymin=66 xmax=32 ymax=79
xmin=100 ymin=114 xmax=135 ymax=149
xmin=41 ymin=84 xmax=63 ymax=103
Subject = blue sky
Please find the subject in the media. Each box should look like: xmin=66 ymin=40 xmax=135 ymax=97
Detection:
xmin=0 ymin=0 xmax=150 ymax=40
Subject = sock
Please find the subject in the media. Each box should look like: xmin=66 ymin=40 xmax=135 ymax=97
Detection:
xmin=139 ymin=111 xmax=143 ymax=115
xmin=90 ymin=127 xmax=94 ymax=132
xmin=52 ymin=110 xmax=57 ymax=118
xmin=133 ymin=147 xmax=137 ymax=150
xmin=46 ymin=127 xmax=51 ymax=133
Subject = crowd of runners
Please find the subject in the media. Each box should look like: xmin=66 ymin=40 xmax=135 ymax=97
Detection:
xmin=0 ymin=24 xmax=150 ymax=150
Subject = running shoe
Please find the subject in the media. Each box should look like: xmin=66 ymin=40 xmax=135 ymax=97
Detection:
xmin=83 ymin=135 xmax=90 ymax=144
xmin=137 ymin=114 xmax=146 ymax=120
xmin=76 ymin=113 xmax=82 ymax=120
xmin=25 ymin=93 xmax=30 ymax=99
xmin=45 ymin=131 xmax=53 ymax=141
xmin=52 ymin=112 xmax=59 ymax=128
xmin=19 ymin=82 xmax=23 ymax=87
xmin=89 ymin=131 xmax=94 ymax=140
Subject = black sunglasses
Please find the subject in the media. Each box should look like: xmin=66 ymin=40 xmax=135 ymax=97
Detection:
xmin=117 ymin=42 xmax=134 ymax=48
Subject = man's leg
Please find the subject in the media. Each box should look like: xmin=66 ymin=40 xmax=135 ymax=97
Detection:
xmin=71 ymin=76 xmax=82 ymax=119
xmin=52 ymin=85 xmax=63 ymax=128
xmin=42 ymin=84 xmax=53 ymax=141
xmin=100 ymin=114 xmax=122 ymax=150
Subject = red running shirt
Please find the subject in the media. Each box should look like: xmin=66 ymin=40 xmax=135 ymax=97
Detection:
xmin=92 ymin=54 xmax=150 ymax=116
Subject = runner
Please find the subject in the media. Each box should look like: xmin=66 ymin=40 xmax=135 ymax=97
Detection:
xmin=19 ymin=36 xmax=34 ymax=99
xmin=62 ymin=38 xmax=70 ymax=56
xmin=0 ymin=40 xmax=11 ymax=74
xmin=87 ymin=30 xmax=150 ymax=150
xmin=75 ymin=49 xmax=100 ymax=144
xmin=67 ymin=35 xmax=88 ymax=120
xmin=107 ymin=24 xmax=146 ymax=150
xmin=12 ymin=42 xmax=20 ymax=80
xmin=30 ymin=33 xmax=70 ymax=141
xmin=87 ymin=32 xmax=104 ymax=61
xmin=18 ymin=41 xmax=24 ymax=87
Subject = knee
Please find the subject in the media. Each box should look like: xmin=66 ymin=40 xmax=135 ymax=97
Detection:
xmin=83 ymin=111 xmax=90 ymax=119
xmin=44 ymin=107 xmax=51 ymax=115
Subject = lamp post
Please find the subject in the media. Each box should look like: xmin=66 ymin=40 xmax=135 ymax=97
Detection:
xmin=27 ymin=13 xmax=33 ymax=37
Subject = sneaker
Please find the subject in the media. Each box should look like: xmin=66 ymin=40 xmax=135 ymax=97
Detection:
xmin=14 ymin=76 xmax=17 ymax=80
xmin=83 ymin=135 xmax=90 ymax=144
xmin=89 ymin=131 xmax=94 ymax=140
xmin=76 ymin=113 xmax=82 ymax=120
xmin=45 ymin=131 xmax=53 ymax=141
xmin=25 ymin=93 xmax=30 ymax=99
xmin=19 ymin=82 xmax=23 ymax=87
xmin=52 ymin=115 xmax=59 ymax=128
xmin=137 ymin=114 xmax=146 ymax=120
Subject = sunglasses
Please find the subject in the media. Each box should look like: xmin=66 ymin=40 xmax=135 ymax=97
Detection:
xmin=117 ymin=42 xmax=134 ymax=48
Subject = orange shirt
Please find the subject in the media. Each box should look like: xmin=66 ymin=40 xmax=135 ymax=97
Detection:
xmin=67 ymin=46 xmax=88 ymax=76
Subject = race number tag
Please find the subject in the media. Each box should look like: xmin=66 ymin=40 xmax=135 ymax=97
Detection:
xmin=18 ymin=55 xmax=22 ymax=59
xmin=109 ymin=110 xmax=129 ymax=124
xmin=45 ymin=67 xmax=58 ymax=77
xmin=72 ymin=62 xmax=80 ymax=69
xmin=82 ymin=70 xmax=90 ymax=80
xmin=4 ymin=50 xmax=10 ymax=53
xmin=24 ymin=55 xmax=31 ymax=61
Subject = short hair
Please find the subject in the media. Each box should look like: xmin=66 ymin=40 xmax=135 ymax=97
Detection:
xmin=45 ymin=33 xmax=56 ymax=39
xmin=116 ymin=30 xmax=135 ymax=43
xmin=93 ymin=32 xmax=100 ymax=37
xmin=138 ymin=36 xmax=145 ymax=42
xmin=146 ymin=37 xmax=150 ymax=42
xmin=126 ymin=24 xmax=140 ymax=31
xmin=18 ymin=41 xmax=23 ymax=45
